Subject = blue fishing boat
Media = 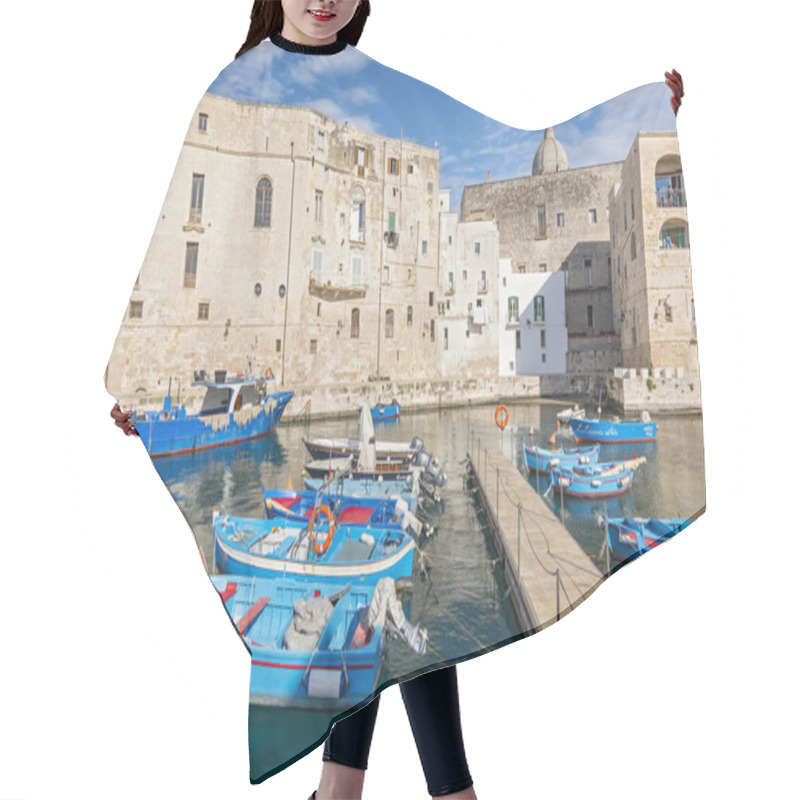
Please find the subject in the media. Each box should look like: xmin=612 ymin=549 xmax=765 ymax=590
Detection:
xmin=549 ymin=457 xmax=646 ymax=499
xmin=263 ymin=487 xmax=418 ymax=523
xmin=211 ymin=574 xmax=383 ymax=709
xmin=523 ymin=442 xmax=600 ymax=473
xmin=133 ymin=373 xmax=293 ymax=457
xmin=599 ymin=515 xmax=690 ymax=560
xmin=213 ymin=511 xmax=416 ymax=585
xmin=370 ymin=400 xmax=401 ymax=421
xmin=569 ymin=412 xmax=657 ymax=443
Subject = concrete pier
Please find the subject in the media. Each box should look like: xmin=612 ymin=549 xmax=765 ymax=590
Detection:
xmin=468 ymin=444 xmax=603 ymax=633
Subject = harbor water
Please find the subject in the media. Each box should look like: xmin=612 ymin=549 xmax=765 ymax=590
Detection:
xmin=152 ymin=399 xmax=704 ymax=779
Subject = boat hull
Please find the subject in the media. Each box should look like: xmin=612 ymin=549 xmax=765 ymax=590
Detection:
xmin=263 ymin=488 xmax=416 ymax=523
xmin=569 ymin=417 xmax=657 ymax=443
xmin=135 ymin=390 xmax=293 ymax=457
xmin=603 ymin=517 xmax=689 ymax=560
xmin=523 ymin=443 xmax=600 ymax=473
xmin=370 ymin=403 xmax=401 ymax=421
xmin=550 ymin=462 xmax=636 ymax=499
xmin=213 ymin=514 xmax=416 ymax=586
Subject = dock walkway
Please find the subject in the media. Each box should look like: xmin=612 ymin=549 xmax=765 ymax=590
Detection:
xmin=468 ymin=445 xmax=603 ymax=633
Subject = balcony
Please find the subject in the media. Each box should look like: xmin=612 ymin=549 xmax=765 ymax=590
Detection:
xmin=309 ymin=276 xmax=368 ymax=301
xmin=384 ymin=231 xmax=399 ymax=248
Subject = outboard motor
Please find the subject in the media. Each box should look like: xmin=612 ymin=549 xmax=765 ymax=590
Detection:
xmin=415 ymin=449 xmax=432 ymax=469
xmin=410 ymin=436 xmax=424 ymax=452
xmin=425 ymin=461 xmax=446 ymax=487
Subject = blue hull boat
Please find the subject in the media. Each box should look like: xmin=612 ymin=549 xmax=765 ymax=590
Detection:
xmin=213 ymin=511 xmax=416 ymax=585
xmin=134 ymin=375 xmax=293 ymax=457
xmin=550 ymin=458 xmax=646 ymax=499
xmin=262 ymin=487 xmax=418 ymax=523
xmin=211 ymin=574 xmax=382 ymax=709
xmin=523 ymin=443 xmax=600 ymax=473
xmin=569 ymin=416 xmax=657 ymax=443
xmin=370 ymin=401 xmax=401 ymax=422
xmin=600 ymin=515 xmax=690 ymax=560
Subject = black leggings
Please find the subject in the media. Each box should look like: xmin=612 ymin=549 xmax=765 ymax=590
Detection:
xmin=323 ymin=665 xmax=473 ymax=797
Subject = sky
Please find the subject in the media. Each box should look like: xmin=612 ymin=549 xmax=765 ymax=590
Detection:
xmin=207 ymin=39 xmax=677 ymax=216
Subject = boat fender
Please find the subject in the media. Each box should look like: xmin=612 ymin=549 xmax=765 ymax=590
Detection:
xmin=309 ymin=505 xmax=335 ymax=555
xmin=591 ymin=480 xmax=602 ymax=488
xmin=360 ymin=532 xmax=375 ymax=546
xmin=495 ymin=404 xmax=509 ymax=431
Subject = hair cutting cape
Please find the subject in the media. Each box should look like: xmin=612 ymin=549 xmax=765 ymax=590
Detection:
xmin=105 ymin=34 xmax=706 ymax=783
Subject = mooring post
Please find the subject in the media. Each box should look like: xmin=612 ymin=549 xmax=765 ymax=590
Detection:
xmin=496 ymin=465 xmax=499 ymax=519
xmin=556 ymin=568 xmax=561 ymax=621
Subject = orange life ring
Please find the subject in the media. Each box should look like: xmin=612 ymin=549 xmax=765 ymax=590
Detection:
xmin=495 ymin=404 xmax=509 ymax=430
xmin=308 ymin=504 xmax=335 ymax=555
xmin=265 ymin=367 xmax=274 ymax=379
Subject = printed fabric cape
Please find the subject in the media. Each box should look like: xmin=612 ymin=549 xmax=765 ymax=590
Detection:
xmin=105 ymin=32 xmax=706 ymax=783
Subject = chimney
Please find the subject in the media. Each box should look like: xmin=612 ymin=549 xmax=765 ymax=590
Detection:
xmin=487 ymin=170 xmax=491 ymax=183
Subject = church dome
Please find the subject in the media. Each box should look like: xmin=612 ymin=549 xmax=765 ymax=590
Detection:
xmin=532 ymin=127 xmax=568 ymax=175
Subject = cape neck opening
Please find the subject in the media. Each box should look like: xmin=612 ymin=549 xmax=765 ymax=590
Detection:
xmin=270 ymin=32 xmax=348 ymax=55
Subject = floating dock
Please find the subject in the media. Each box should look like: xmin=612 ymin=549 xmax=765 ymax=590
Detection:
xmin=468 ymin=445 xmax=603 ymax=633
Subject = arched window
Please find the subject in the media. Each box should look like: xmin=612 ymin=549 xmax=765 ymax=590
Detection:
xmin=655 ymin=155 xmax=685 ymax=207
xmin=255 ymin=178 xmax=272 ymax=227
xmin=659 ymin=220 xmax=689 ymax=249
xmin=351 ymin=308 xmax=360 ymax=339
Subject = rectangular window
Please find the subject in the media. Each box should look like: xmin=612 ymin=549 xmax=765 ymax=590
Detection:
xmin=317 ymin=130 xmax=325 ymax=150
xmin=539 ymin=263 xmax=547 ymax=273
xmin=540 ymin=329 xmax=546 ymax=348
xmin=429 ymin=292 xmax=434 ymax=307
xmin=537 ymin=205 xmax=547 ymax=238
xmin=315 ymin=191 xmax=323 ymax=223
xmin=351 ymin=308 xmax=360 ymax=338
xmin=430 ymin=319 xmax=435 ymax=341
xmin=408 ymin=164 xmax=414 ymax=174
xmin=444 ymin=327 xmax=449 ymax=351
xmin=589 ymin=208 xmax=597 ymax=224
xmin=422 ymin=240 xmax=428 ymax=256
xmin=383 ymin=264 xmax=390 ymax=285
xmin=356 ymin=146 xmax=366 ymax=177
xmin=462 ymin=270 xmax=467 ymax=281
xmin=388 ymin=211 xmax=396 ymax=233
xmin=427 ymin=181 xmax=434 ymax=194
xmin=515 ymin=330 xmax=521 ymax=350
xmin=190 ymin=174 xmax=204 ymax=224
xmin=474 ymin=241 xmax=481 ymax=255
xmin=388 ymin=157 xmax=399 ymax=175
xmin=350 ymin=199 xmax=365 ymax=242
xmin=587 ymin=304 xmax=594 ymax=328
xmin=508 ymin=296 xmax=519 ymax=323
xmin=198 ymin=302 xmax=209 ymax=320
xmin=479 ymin=270 xmax=487 ymax=292
xmin=448 ymin=235 xmax=453 ymax=245
xmin=385 ymin=309 xmax=395 ymax=339
xmin=624 ymin=202 xmax=627 ymax=231
xmin=407 ymin=305 xmax=413 ymax=325
xmin=312 ymin=249 xmax=323 ymax=283
xmin=557 ymin=212 xmax=565 ymax=228
xmin=198 ymin=112 xmax=208 ymax=132
xmin=541 ymin=352 xmax=547 ymax=363
xmin=630 ymin=189 xmax=635 ymax=220
xmin=447 ymin=272 xmax=454 ymax=292
xmin=129 ymin=300 xmax=143 ymax=319
xmin=184 ymin=242 xmax=199 ymax=288
xmin=310 ymin=339 xmax=318 ymax=355
xmin=534 ymin=295 xmax=545 ymax=322
xmin=446 ymin=299 xmax=450 ymax=311
xmin=276 ymin=339 xmax=281 ymax=353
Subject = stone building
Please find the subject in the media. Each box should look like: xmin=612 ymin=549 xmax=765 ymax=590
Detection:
xmin=106 ymin=92 xmax=442 ymax=405
xmin=609 ymin=131 xmax=698 ymax=375
xmin=459 ymin=127 xmax=622 ymax=374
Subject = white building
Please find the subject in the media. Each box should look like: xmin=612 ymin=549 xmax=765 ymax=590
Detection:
xmin=498 ymin=258 xmax=567 ymax=376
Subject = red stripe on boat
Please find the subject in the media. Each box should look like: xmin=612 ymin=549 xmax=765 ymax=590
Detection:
xmin=237 ymin=596 xmax=270 ymax=635
xmin=218 ymin=582 xmax=238 ymax=603
xmin=271 ymin=496 xmax=301 ymax=509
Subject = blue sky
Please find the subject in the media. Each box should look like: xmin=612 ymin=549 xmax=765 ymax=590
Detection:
xmin=208 ymin=40 xmax=676 ymax=216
